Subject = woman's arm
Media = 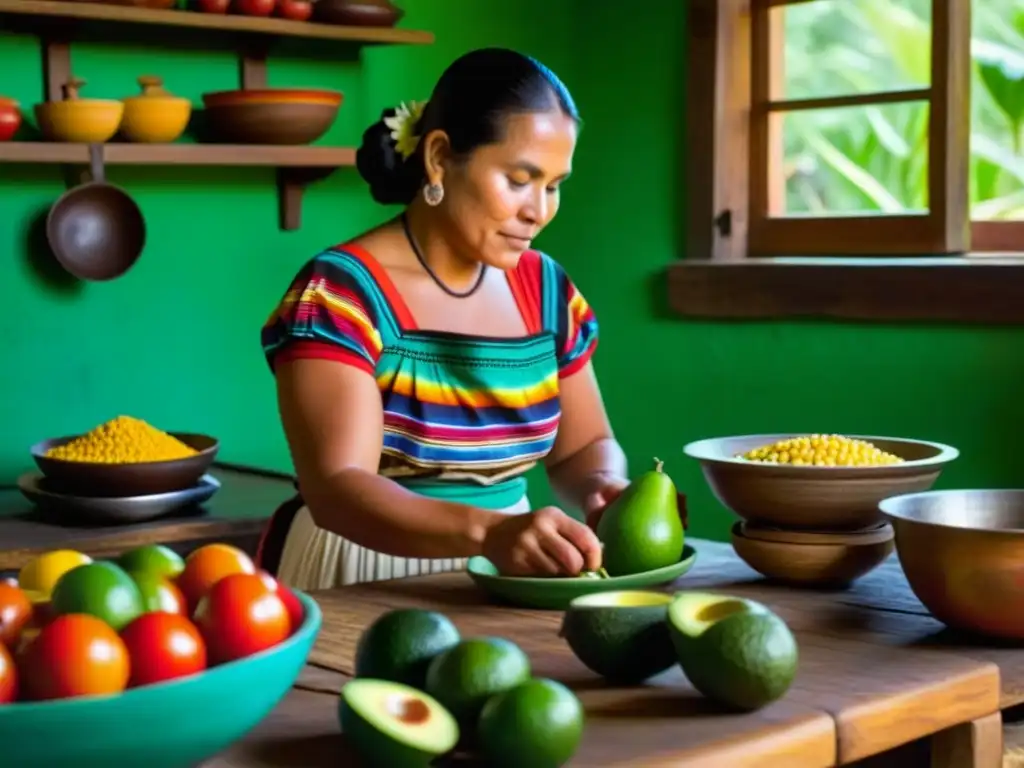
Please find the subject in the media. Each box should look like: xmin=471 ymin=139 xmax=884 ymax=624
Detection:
xmin=544 ymin=362 xmax=629 ymax=513
xmin=275 ymin=357 xmax=502 ymax=559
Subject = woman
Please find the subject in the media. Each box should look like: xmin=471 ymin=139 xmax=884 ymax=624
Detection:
xmin=256 ymin=47 xmax=630 ymax=591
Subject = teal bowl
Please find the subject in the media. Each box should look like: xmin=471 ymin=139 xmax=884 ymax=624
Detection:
xmin=0 ymin=591 xmax=322 ymax=768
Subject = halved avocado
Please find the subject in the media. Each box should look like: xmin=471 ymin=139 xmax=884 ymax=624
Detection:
xmin=339 ymin=678 xmax=459 ymax=767
xmin=667 ymin=591 xmax=798 ymax=712
xmin=560 ymin=590 xmax=676 ymax=683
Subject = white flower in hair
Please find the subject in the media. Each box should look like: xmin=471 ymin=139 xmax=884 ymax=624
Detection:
xmin=383 ymin=100 xmax=427 ymax=160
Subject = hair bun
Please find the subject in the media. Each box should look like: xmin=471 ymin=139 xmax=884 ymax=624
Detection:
xmin=355 ymin=109 xmax=423 ymax=206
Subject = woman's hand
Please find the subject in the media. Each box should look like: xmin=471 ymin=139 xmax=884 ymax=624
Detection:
xmin=481 ymin=506 xmax=603 ymax=577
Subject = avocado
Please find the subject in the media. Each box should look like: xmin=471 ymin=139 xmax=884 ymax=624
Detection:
xmin=424 ymin=637 xmax=531 ymax=728
xmin=339 ymin=678 xmax=459 ymax=767
xmin=355 ymin=609 xmax=461 ymax=690
xmin=478 ymin=678 xmax=585 ymax=768
xmin=560 ymin=590 xmax=676 ymax=683
xmin=596 ymin=458 xmax=684 ymax=576
xmin=667 ymin=591 xmax=798 ymax=711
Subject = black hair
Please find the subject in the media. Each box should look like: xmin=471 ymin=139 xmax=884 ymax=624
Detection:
xmin=356 ymin=47 xmax=580 ymax=206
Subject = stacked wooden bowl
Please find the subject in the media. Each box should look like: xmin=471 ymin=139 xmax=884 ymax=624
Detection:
xmin=683 ymin=434 xmax=960 ymax=588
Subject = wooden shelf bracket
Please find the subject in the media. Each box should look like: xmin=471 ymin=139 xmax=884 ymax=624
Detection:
xmin=276 ymin=166 xmax=336 ymax=231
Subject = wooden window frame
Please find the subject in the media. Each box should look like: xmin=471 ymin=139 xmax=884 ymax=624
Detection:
xmin=670 ymin=0 xmax=1024 ymax=324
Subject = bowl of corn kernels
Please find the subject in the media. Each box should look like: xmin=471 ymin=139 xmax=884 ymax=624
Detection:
xmin=683 ymin=434 xmax=959 ymax=530
xmin=31 ymin=415 xmax=219 ymax=497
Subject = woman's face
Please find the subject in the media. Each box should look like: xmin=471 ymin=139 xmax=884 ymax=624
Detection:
xmin=437 ymin=110 xmax=578 ymax=270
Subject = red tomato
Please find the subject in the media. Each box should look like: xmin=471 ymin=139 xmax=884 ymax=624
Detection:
xmin=257 ymin=571 xmax=303 ymax=633
xmin=194 ymin=573 xmax=290 ymax=664
xmin=0 ymin=642 xmax=17 ymax=704
xmin=277 ymin=0 xmax=311 ymax=21
xmin=196 ymin=0 xmax=229 ymax=11
xmin=121 ymin=612 xmax=207 ymax=688
xmin=176 ymin=543 xmax=255 ymax=614
xmin=21 ymin=614 xmax=129 ymax=701
xmin=233 ymin=0 xmax=274 ymax=15
xmin=0 ymin=582 xmax=32 ymax=649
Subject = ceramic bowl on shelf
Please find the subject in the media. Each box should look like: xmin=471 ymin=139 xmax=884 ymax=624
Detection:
xmin=0 ymin=592 xmax=321 ymax=768
xmin=0 ymin=97 xmax=22 ymax=141
xmin=120 ymin=75 xmax=193 ymax=143
xmin=35 ymin=78 xmax=124 ymax=144
xmin=313 ymin=0 xmax=403 ymax=27
xmin=201 ymin=88 xmax=343 ymax=145
xmin=30 ymin=433 xmax=219 ymax=497
xmin=730 ymin=521 xmax=895 ymax=587
xmin=880 ymin=489 xmax=1024 ymax=640
xmin=683 ymin=434 xmax=959 ymax=530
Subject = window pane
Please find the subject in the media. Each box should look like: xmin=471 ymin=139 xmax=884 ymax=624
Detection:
xmin=775 ymin=100 xmax=930 ymax=215
xmin=779 ymin=0 xmax=932 ymax=101
xmin=971 ymin=0 xmax=1024 ymax=221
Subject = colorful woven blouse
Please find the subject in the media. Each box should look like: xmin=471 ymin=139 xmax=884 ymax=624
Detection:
xmin=261 ymin=243 xmax=598 ymax=510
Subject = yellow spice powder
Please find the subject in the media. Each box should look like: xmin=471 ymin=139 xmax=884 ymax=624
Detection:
xmin=45 ymin=415 xmax=199 ymax=464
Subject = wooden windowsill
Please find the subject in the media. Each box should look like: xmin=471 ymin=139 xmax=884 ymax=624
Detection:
xmin=667 ymin=257 xmax=1024 ymax=324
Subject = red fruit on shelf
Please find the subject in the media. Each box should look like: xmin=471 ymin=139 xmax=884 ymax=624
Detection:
xmin=0 ymin=98 xmax=22 ymax=142
xmin=234 ymin=0 xmax=274 ymax=16
xmin=277 ymin=0 xmax=312 ymax=21
xmin=195 ymin=0 xmax=230 ymax=13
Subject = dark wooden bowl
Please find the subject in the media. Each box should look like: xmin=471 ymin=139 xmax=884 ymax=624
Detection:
xmin=313 ymin=0 xmax=403 ymax=27
xmin=30 ymin=433 xmax=219 ymax=497
xmin=201 ymin=102 xmax=341 ymax=145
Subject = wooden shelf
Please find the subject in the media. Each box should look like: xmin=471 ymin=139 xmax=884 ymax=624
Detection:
xmin=0 ymin=142 xmax=355 ymax=167
xmin=0 ymin=141 xmax=355 ymax=230
xmin=0 ymin=0 xmax=434 ymax=46
xmin=0 ymin=0 xmax=432 ymax=232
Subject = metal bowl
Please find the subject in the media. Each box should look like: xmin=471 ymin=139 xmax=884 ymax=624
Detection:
xmin=30 ymin=433 xmax=219 ymax=497
xmin=880 ymin=489 xmax=1024 ymax=640
xmin=683 ymin=434 xmax=959 ymax=530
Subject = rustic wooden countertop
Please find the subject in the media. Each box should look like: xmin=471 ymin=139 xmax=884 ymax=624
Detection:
xmin=207 ymin=538 xmax=1014 ymax=767
xmin=0 ymin=465 xmax=294 ymax=571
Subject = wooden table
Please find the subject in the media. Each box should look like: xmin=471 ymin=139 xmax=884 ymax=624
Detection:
xmin=0 ymin=465 xmax=294 ymax=572
xmin=207 ymin=538 xmax=1016 ymax=767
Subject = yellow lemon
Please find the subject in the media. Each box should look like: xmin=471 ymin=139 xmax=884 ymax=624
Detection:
xmin=18 ymin=549 xmax=93 ymax=597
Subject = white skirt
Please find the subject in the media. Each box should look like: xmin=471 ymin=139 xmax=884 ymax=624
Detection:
xmin=275 ymin=497 xmax=531 ymax=591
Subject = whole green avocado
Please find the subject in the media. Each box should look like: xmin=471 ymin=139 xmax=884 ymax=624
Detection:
xmin=595 ymin=458 xmax=684 ymax=576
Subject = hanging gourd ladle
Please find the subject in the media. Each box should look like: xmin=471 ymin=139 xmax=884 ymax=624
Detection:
xmin=46 ymin=142 xmax=146 ymax=281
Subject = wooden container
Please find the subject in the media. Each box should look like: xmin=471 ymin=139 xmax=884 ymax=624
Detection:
xmin=683 ymin=434 xmax=959 ymax=530
xmin=35 ymin=78 xmax=123 ymax=143
xmin=731 ymin=521 xmax=895 ymax=587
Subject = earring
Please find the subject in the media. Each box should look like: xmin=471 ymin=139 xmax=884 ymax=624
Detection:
xmin=423 ymin=182 xmax=444 ymax=207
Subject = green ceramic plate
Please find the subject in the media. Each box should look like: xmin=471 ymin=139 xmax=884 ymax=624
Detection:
xmin=466 ymin=544 xmax=699 ymax=610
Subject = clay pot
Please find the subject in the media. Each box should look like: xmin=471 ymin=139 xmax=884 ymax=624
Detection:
xmin=35 ymin=78 xmax=124 ymax=144
xmin=120 ymin=75 xmax=192 ymax=143
xmin=0 ymin=97 xmax=22 ymax=141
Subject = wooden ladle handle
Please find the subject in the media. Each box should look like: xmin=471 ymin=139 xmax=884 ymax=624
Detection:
xmin=136 ymin=75 xmax=166 ymax=95
xmin=61 ymin=78 xmax=86 ymax=101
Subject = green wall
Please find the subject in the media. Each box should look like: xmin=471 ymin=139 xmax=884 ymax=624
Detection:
xmin=1 ymin=1 xmax=1018 ymax=542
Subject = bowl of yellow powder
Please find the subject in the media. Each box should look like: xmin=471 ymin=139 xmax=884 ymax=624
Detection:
xmin=30 ymin=416 xmax=219 ymax=497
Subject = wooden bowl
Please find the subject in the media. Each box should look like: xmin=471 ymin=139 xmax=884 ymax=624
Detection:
xmin=880 ymin=489 xmax=1024 ymax=640
xmin=313 ymin=0 xmax=403 ymax=27
xmin=731 ymin=521 xmax=895 ymax=587
xmin=200 ymin=89 xmax=342 ymax=145
xmin=683 ymin=434 xmax=959 ymax=530
xmin=30 ymin=433 xmax=219 ymax=497
xmin=120 ymin=76 xmax=193 ymax=143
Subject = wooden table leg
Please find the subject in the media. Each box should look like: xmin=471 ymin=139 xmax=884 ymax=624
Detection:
xmin=931 ymin=712 xmax=1003 ymax=768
